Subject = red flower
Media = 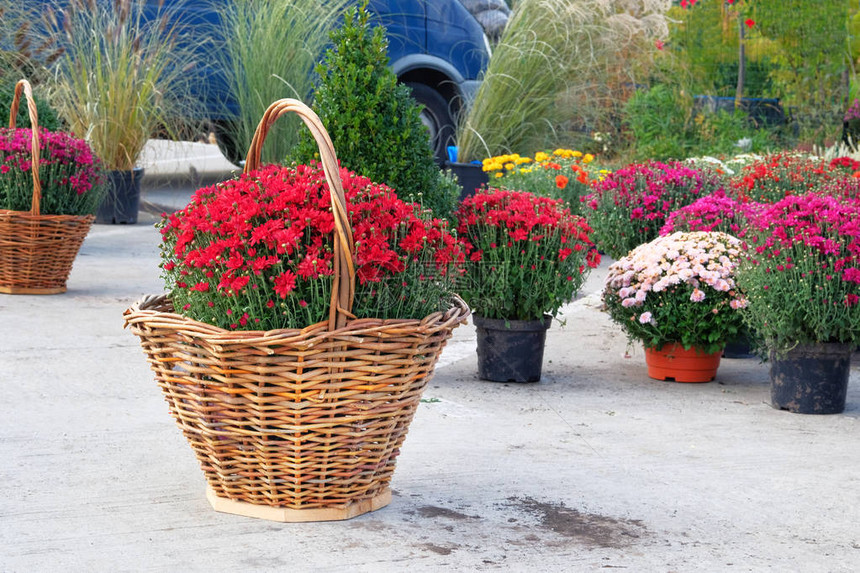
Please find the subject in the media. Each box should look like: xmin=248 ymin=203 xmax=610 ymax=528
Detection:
xmin=273 ymin=270 xmax=297 ymax=298
xmin=555 ymin=175 xmax=569 ymax=189
xmin=745 ymin=18 xmax=755 ymax=28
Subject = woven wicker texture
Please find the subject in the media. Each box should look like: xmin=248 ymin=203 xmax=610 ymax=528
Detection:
xmin=0 ymin=79 xmax=94 ymax=294
xmin=124 ymin=99 xmax=469 ymax=515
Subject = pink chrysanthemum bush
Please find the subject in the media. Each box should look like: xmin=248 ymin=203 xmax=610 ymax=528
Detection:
xmin=159 ymin=162 xmax=464 ymax=331
xmin=455 ymin=189 xmax=600 ymax=321
xmin=603 ymin=231 xmax=748 ymax=354
xmin=0 ymin=127 xmax=103 ymax=214
xmin=735 ymin=193 xmax=860 ymax=352
xmin=584 ymin=161 xmax=724 ymax=259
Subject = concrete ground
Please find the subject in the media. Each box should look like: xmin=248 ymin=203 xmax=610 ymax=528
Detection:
xmin=1 ymin=142 xmax=859 ymax=572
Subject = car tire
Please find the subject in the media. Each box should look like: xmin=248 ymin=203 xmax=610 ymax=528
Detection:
xmin=406 ymin=82 xmax=456 ymax=164
xmin=209 ymin=120 xmax=245 ymax=167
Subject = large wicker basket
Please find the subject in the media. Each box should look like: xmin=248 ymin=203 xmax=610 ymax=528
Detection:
xmin=123 ymin=99 xmax=469 ymax=522
xmin=0 ymin=79 xmax=94 ymax=295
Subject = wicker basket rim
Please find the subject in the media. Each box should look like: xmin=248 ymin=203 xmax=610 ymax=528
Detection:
xmin=0 ymin=209 xmax=95 ymax=222
xmin=123 ymin=293 xmax=470 ymax=345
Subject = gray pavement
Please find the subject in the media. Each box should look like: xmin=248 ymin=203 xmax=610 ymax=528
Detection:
xmin=1 ymin=143 xmax=859 ymax=572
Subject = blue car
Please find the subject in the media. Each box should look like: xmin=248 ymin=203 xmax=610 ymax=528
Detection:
xmin=19 ymin=0 xmax=493 ymax=163
xmin=188 ymin=0 xmax=493 ymax=162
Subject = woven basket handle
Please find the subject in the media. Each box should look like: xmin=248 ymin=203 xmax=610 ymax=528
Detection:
xmin=243 ymin=99 xmax=356 ymax=331
xmin=8 ymin=79 xmax=42 ymax=215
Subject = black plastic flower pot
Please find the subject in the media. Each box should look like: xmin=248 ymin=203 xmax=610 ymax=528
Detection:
xmin=444 ymin=161 xmax=488 ymax=202
xmin=473 ymin=314 xmax=552 ymax=383
xmin=769 ymin=342 xmax=853 ymax=415
xmin=723 ymin=330 xmax=755 ymax=359
xmin=96 ymin=168 xmax=143 ymax=224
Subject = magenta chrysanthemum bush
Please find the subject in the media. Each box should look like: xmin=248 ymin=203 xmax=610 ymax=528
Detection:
xmin=660 ymin=191 xmax=753 ymax=237
xmin=0 ymin=127 xmax=103 ymax=215
xmin=736 ymin=193 xmax=860 ymax=351
xmin=603 ymin=231 xmax=747 ymax=353
xmin=584 ymin=161 xmax=724 ymax=259
xmin=159 ymin=162 xmax=464 ymax=331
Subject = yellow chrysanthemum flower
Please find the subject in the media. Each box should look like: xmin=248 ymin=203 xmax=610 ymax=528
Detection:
xmin=534 ymin=151 xmax=549 ymax=162
xmin=583 ymin=153 xmax=594 ymax=163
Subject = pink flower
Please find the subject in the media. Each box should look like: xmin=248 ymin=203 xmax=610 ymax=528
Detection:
xmin=639 ymin=311 xmax=654 ymax=324
xmin=690 ymin=288 xmax=705 ymax=302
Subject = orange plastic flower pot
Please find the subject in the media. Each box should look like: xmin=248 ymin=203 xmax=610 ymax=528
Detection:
xmin=644 ymin=343 xmax=722 ymax=383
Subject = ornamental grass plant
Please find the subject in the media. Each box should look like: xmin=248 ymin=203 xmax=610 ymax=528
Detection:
xmin=735 ymin=193 xmax=860 ymax=353
xmin=0 ymin=126 xmax=103 ymax=215
xmin=456 ymin=0 xmax=668 ymax=162
xmin=454 ymin=189 xmax=600 ymax=321
xmin=584 ymin=161 xmax=724 ymax=259
xmin=480 ymin=148 xmax=605 ymax=216
xmin=216 ymin=0 xmax=350 ymax=164
xmin=45 ymin=0 xmax=195 ymax=171
xmin=159 ymin=162 xmax=463 ymax=331
xmin=603 ymin=231 xmax=747 ymax=354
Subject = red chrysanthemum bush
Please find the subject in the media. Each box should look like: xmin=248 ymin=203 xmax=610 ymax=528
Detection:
xmin=455 ymin=189 xmax=600 ymax=321
xmin=735 ymin=193 xmax=860 ymax=352
xmin=728 ymin=153 xmax=842 ymax=204
xmin=159 ymin=162 xmax=464 ymax=330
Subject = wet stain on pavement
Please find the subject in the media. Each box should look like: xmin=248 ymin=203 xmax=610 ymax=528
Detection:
xmin=416 ymin=505 xmax=479 ymax=520
xmin=507 ymin=496 xmax=647 ymax=549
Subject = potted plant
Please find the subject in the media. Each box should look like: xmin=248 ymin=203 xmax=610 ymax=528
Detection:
xmin=455 ymin=189 xmax=600 ymax=382
xmin=584 ymin=161 xmax=724 ymax=259
xmin=728 ymin=153 xmax=841 ymax=205
xmin=736 ymin=193 xmax=860 ymax=414
xmin=0 ymin=79 xmax=103 ymax=294
xmin=293 ymin=3 xmax=459 ymax=221
xmin=46 ymin=0 xmax=191 ymax=224
xmin=603 ymin=231 xmax=748 ymax=383
xmin=660 ymin=192 xmax=757 ymax=358
xmin=124 ymin=100 xmax=469 ymax=521
xmin=480 ymin=148 xmax=602 ymax=216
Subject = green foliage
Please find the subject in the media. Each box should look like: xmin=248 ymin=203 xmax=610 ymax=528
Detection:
xmin=623 ymin=85 xmax=693 ymax=161
xmin=217 ymin=0 xmax=349 ymax=164
xmin=0 ymin=77 xmax=63 ymax=132
xmin=294 ymin=4 xmax=453 ymax=219
xmin=623 ymin=84 xmax=777 ymax=161
xmin=667 ymin=0 xmax=850 ymax=148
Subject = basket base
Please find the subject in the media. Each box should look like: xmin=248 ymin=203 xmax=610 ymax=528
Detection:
xmin=205 ymin=487 xmax=392 ymax=522
xmin=0 ymin=284 xmax=66 ymax=295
